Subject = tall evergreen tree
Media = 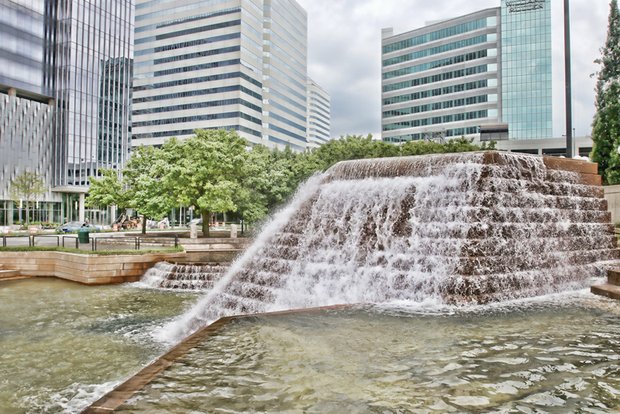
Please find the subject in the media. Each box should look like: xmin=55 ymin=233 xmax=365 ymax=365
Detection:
xmin=591 ymin=0 xmax=620 ymax=183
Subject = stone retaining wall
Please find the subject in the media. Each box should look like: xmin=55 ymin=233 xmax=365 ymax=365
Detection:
xmin=604 ymin=184 xmax=620 ymax=225
xmin=0 ymin=251 xmax=187 ymax=284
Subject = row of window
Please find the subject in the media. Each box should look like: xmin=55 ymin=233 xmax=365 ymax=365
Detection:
xmin=383 ymin=126 xmax=480 ymax=143
xmin=270 ymin=100 xmax=306 ymax=123
xmin=268 ymin=135 xmax=305 ymax=151
xmin=383 ymin=64 xmax=489 ymax=93
xmin=383 ymin=110 xmax=490 ymax=131
xmin=133 ymin=84 xmax=260 ymax=104
xmin=135 ymin=0 xmax=239 ymax=22
xmin=383 ymin=34 xmax=492 ymax=67
xmin=132 ymin=98 xmax=261 ymax=116
xmin=269 ymin=112 xmax=306 ymax=133
xmin=133 ymin=110 xmax=261 ymax=128
xmin=383 ymin=49 xmax=489 ymax=80
xmin=383 ymin=94 xmax=490 ymax=119
xmin=133 ymin=71 xmax=262 ymax=92
xmin=135 ymin=45 xmax=240 ymax=69
xmin=383 ymin=17 xmax=493 ymax=54
xmin=135 ymin=7 xmax=239 ymax=34
xmin=383 ymin=79 xmax=491 ymax=105
xmin=132 ymin=124 xmax=262 ymax=140
xmin=268 ymin=125 xmax=307 ymax=143
xmin=136 ymin=19 xmax=240 ymax=45
xmin=153 ymin=58 xmax=240 ymax=77
xmin=135 ymin=32 xmax=240 ymax=57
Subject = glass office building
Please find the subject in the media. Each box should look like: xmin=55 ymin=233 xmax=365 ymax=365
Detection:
xmin=501 ymin=0 xmax=552 ymax=139
xmin=0 ymin=0 xmax=134 ymax=225
xmin=381 ymin=0 xmax=552 ymax=142
xmin=381 ymin=9 xmax=501 ymax=143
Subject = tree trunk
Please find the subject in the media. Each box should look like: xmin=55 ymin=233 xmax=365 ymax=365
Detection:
xmin=141 ymin=215 xmax=147 ymax=234
xmin=25 ymin=202 xmax=29 ymax=226
xmin=201 ymin=209 xmax=211 ymax=238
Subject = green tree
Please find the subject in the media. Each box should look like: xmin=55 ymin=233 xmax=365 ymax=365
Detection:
xmin=165 ymin=129 xmax=247 ymax=237
xmin=595 ymin=80 xmax=620 ymax=184
xmin=591 ymin=0 xmax=620 ymax=183
xmin=86 ymin=169 xmax=127 ymax=211
xmin=124 ymin=145 xmax=175 ymax=234
xmin=9 ymin=171 xmax=46 ymax=225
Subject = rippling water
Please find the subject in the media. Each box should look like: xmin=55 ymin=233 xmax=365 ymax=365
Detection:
xmin=0 ymin=278 xmax=199 ymax=413
xmin=119 ymin=292 xmax=620 ymax=413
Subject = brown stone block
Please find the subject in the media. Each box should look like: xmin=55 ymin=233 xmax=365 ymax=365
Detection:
xmin=543 ymin=156 xmax=599 ymax=175
xmin=607 ymin=269 xmax=620 ymax=285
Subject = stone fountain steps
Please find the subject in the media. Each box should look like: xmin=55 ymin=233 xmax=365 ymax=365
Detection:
xmin=0 ymin=264 xmax=25 ymax=281
xmin=591 ymin=269 xmax=620 ymax=301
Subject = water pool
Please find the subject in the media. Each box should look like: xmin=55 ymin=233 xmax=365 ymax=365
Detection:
xmin=0 ymin=278 xmax=199 ymax=413
xmin=2 ymin=278 xmax=620 ymax=413
xmin=118 ymin=293 xmax=620 ymax=413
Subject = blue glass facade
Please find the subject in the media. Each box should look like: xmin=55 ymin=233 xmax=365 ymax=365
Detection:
xmin=382 ymin=1 xmax=553 ymax=143
xmin=0 ymin=0 xmax=54 ymax=98
xmin=501 ymin=0 xmax=552 ymax=139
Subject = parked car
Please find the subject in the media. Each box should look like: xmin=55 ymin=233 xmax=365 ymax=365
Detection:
xmin=186 ymin=218 xmax=202 ymax=227
xmin=56 ymin=221 xmax=101 ymax=233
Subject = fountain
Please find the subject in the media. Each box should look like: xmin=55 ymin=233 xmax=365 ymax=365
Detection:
xmin=139 ymin=262 xmax=228 ymax=290
xmin=78 ymin=151 xmax=620 ymax=413
xmin=161 ymin=151 xmax=618 ymax=341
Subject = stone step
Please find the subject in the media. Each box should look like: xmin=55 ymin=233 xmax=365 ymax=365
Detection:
xmin=0 ymin=269 xmax=27 ymax=281
xmin=607 ymin=268 xmax=620 ymax=285
xmin=591 ymin=283 xmax=620 ymax=301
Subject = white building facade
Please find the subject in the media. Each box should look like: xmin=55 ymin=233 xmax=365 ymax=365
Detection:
xmin=306 ymin=77 xmax=331 ymax=147
xmin=133 ymin=0 xmax=315 ymax=151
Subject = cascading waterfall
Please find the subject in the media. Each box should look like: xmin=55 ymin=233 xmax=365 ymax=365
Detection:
xmin=139 ymin=262 xmax=227 ymax=290
xmin=160 ymin=152 xmax=619 ymax=342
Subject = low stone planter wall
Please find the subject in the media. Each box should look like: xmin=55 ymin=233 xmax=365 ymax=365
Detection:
xmin=0 ymin=251 xmax=187 ymax=284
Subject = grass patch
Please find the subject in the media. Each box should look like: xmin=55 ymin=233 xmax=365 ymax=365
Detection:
xmin=0 ymin=246 xmax=184 ymax=255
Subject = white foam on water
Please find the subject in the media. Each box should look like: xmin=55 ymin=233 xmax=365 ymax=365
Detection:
xmin=152 ymin=153 xmax=616 ymax=344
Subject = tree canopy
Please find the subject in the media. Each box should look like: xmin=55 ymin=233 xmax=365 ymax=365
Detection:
xmin=9 ymin=171 xmax=46 ymax=225
xmin=591 ymin=0 xmax=620 ymax=184
xmin=87 ymin=130 xmax=494 ymax=236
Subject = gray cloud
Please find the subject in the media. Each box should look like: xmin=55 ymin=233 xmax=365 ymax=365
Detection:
xmin=297 ymin=0 xmax=610 ymax=139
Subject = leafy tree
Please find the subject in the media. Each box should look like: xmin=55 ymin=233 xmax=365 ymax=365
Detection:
xmin=591 ymin=0 xmax=620 ymax=183
xmin=124 ymin=145 xmax=175 ymax=234
xmin=400 ymin=137 xmax=495 ymax=156
xmin=304 ymin=134 xmax=399 ymax=174
xmin=86 ymin=169 xmax=127 ymax=211
xmin=165 ymin=129 xmax=247 ymax=237
xmin=595 ymin=80 xmax=620 ymax=184
xmin=9 ymin=171 xmax=46 ymax=225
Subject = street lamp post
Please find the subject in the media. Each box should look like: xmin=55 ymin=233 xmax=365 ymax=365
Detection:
xmin=564 ymin=0 xmax=574 ymax=158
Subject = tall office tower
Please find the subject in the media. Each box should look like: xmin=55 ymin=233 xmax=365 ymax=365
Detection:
xmin=262 ymin=0 xmax=308 ymax=150
xmin=501 ymin=0 xmax=552 ymax=139
xmin=381 ymin=8 xmax=501 ymax=143
xmin=381 ymin=1 xmax=552 ymax=143
xmin=132 ymin=0 xmax=310 ymax=150
xmin=53 ymin=1 xmax=134 ymax=190
xmin=306 ymin=77 xmax=331 ymax=147
xmin=0 ymin=0 xmax=58 ymax=225
xmin=0 ymin=0 xmax=134 ymax=225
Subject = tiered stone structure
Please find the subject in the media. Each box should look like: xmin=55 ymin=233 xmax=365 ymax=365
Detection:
xmin=193 ymin=152 xmax=619 ymax=321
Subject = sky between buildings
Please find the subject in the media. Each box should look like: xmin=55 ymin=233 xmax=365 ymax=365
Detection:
xmin=296 ymin=0 xmax=609 ymax=140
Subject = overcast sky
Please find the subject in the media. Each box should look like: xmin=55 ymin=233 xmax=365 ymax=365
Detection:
xmin=296 ymin=0 xmax=611 ymax=140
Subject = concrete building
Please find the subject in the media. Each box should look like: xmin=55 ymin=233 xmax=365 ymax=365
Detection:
xmin=306 ymin=77 xmax=331 ymax=148
xmin=0 ymin=0 xmax=134 ymax=226
xmin=381 ymin=0 xmax=552 ymax=143
xmin=132 ymin=0 xmax=314 ymax=151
